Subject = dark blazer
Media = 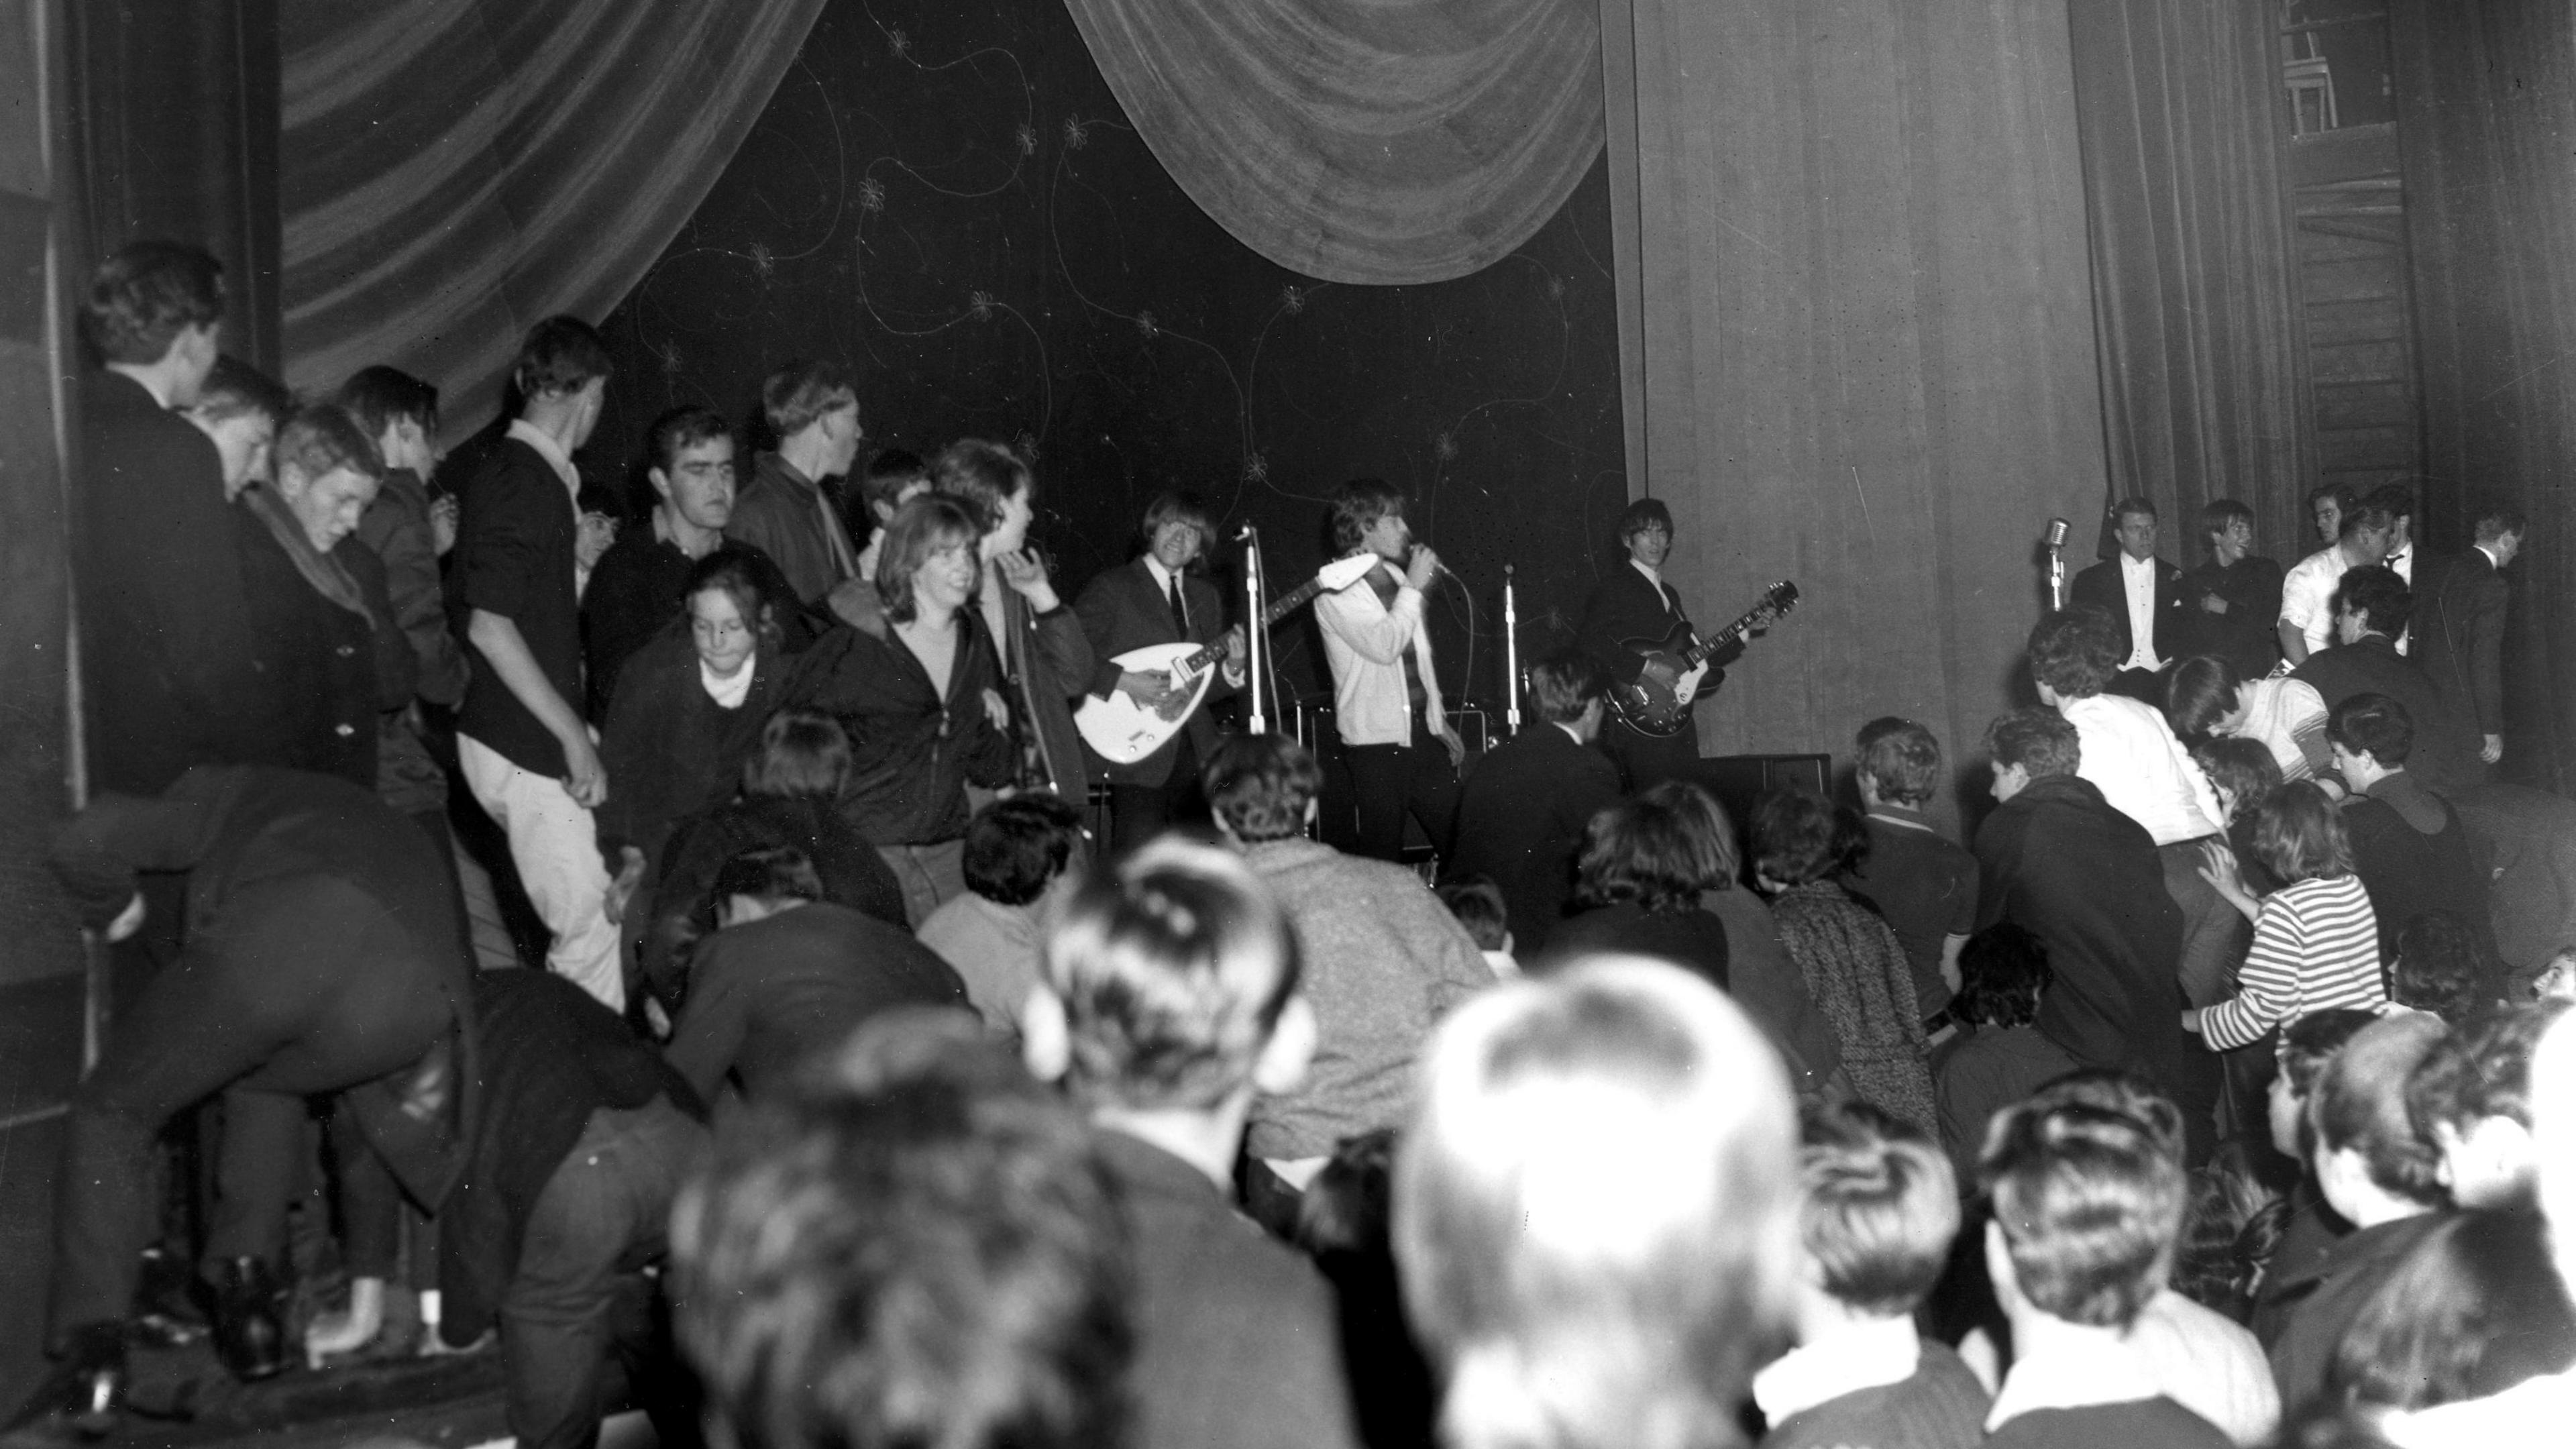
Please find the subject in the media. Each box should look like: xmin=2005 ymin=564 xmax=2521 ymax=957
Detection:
xmin=2343 ymin=771 xmax=2498 ymax=972
xmin=580 ymin=527 xmax=808 ymax=721
xmin=2410 ymin=547 xmax=2509 ymax=735
xmin=1445 ymin=724 xmax=1623 ymax=953
xmin=1578 ymin=562 xmax=1695 ymax=686
xmin=2292 ymin=635 xmax=2483 ymax=795
xmin=989 ymin=584 xmax=1097 ymax=798
xmin=2176 ymin=555 xmax=2286 ymax=682
xmin=355 ymin=468 xmax=470 ymax=710
xmin=449 ymin=436 xmax=584 ymax=775
xmin=77 ymin=370 xmax=283 ymax=793
xmin=233 ymin=492 xmax=410 ymax=790
xmin=2265 ymin=1211 xmax=2450 ymax=1419
xmin=1074 ymin=558 xmax=1233 ymax=788
xmin=726 ymin=451 xmax=857 ymax=607
xmin=2070 ymin=553 xmax=2189 ymax=667
xmin=594 ymin=626 xmax=789 ymax=866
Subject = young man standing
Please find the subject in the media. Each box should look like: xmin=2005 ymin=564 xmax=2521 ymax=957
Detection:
xmin=1313 ymin=478 xmax=1463 ymax=862
xmin=450 ymin=317 xmax=624 ymax=1010
xmin=2290 ymin=566 xmax=2483 ymax=794
xmin=1842 ymin=717 xmax=1979 ymax=1024
xmin=2178 ymin=499 xmax=2283 ymax=683
xmin=2412 ymin=503 xmax=2528 ymax=766
xmin=2278 ymin=498 xmax=2394 ymax=665
xmin=1580 ymin=498 xmax=1727 ymax=787
xmin=1444 ymin=650 xmax=1623 ymax=955
xmin=2070 ymin=497 xmax=2189 ymax=704
xmin=729 ymin=359 xmax=871 ymax=627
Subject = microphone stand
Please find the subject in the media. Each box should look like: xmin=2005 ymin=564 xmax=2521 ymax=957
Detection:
xmin=1240 ymin=527 xmax=1269 ymax=735
xmin=1502 ymin=564 xmax=1522 ymax=736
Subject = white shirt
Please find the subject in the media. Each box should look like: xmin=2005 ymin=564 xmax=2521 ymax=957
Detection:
xmin=1754 ymin=1315 xmax=1923 ymax=1425
xmin=2387 ymin=545 xmax=2412 ymax=654
xmin=2126 ymin=1289 xmax=2280 ymax=1446
xmin=2279 ymin=546 xmax=2351 ymax=656
xmin=2229 ymin=677 xmax=2328 ymax=782
xmin=1142 ymin=555 xmax=1188 ymax=630
xmin=1986 ymin=1328 xmax=2166 ymax=1431
xmin=2121 ymin=552 xmax=2164 ymax=671
xmin=1629 ymin=556 xmax=1671 ymax=606
xmin=1314 ymin=557 xmax=1443 ymax=747
xmin=2059 ymin=693 xmax=2224 ymax=845
xmin=700 ymin=657 xmax=755 ymax=710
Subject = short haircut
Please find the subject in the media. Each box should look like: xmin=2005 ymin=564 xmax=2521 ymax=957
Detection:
xmin=2308 ymin=482 xmax=2360 ymax=516
xmin=711 ymin=845 xmax=823 ymax=909
xmin=2328 ymin=1208 xmax=2576 ymax=1411
xmin=335 ymin=366 xmax=439 ymax=440
xmin=2023 ymin=1069 xmax=2189 ymax=1171
xmin=1955 ymin=922 xmax=2052 ymax=1028
xmin=1854 ymin=716 xmax=1941 ymax=806
xmin=1524 ymin=649 xmax=1607 ymax=727
xmin=1202 ymin=733 xmax=1321 ymax=844
xmin=2328 ymin=692 xmax=2414 ymax=767
xmin=1978 ymin=1099 xmax=2186 ymax=1330
xmin=2112 ymin=496 xmax=2157 ymax=525
xmin=1140 ymin=490 xmax=1212 ymax=541
xmin=1748 ymin=788 xmax=1860 ymax=888
xmin=647 ymin=405 xmax=733 ymax=476
xmin=685 ymin=546 xmax=782 ymax=655
xmin=859 ymin=447 xmax=928 ymax=515
xmin=2364 ymin=483 xmax=2418 ymax=525
xmin=2334 ymin=564 xmax=2412 ymax=637
xmin=2028 ymin=606 xmax=2122 ymax=699
xmin=274 ymin=403 xmax=386 ymax=485
xmin=2473 ymin=504 xmax=2531 ymax=543
xmin=1041 ymin=838 xmax=1300 ymax=1112
xmin=1329 ymin=477 xmax=1405 ymax=555
xmin=2193 ymin=736 xmax=2284 ymax=809
xmin=2249 ymin=780 xmax=2353 ymax=885
xmin=672 ymin=1016 xmax=1130 ymax=1449
xmin=1437 ymin=877 xmax=1511 ymax=953
xmin=1576 ymin=790 xmax=1725 ymax=914
xmin=963 ymin=794 xmax=1086 ymax=907
xmin=1395 ymin=959 xmax=1798 ymax=1449
xmin=2339 ymin=499 xmax=2398 ymax=543
xmin=932 ymin=437 xmax=1036 ymax=533
xmin=1640 ymin=779 xmax=1743 ymax=889
xmin=2394 ymin=911 xmax=2493 ymax=1023
xmin=194 ymin=354 xmax=294 ymax=429
xmin=2281 ymin=1008 xmax=2381 ymax=1102
xmin=1617 ymin=496 xmax=1673 ymax=542
xmin=1986 ymin=706 xmax=2081 ymax=780
xmin=2311 ymin=1012 xmax=2450 ymax=1205
xmin=873 ymin=494 xmax=983 ymax=624
xmin=511 ymin=315 xmax=611 ymax=400
xmin=741 ymin=708 xmax=853 ymax=800
xmin=1797 ymin=1100 xmax=1959 ymax=1317
xmin=2163 ymin=655 xmax=2242 ymax=741
xmin=83 ymin=241 xmax=223 ymax=364
xmin=2201 ymin=498 xmax=2253 ymax=536
xmin=761 ymin=358 xmax=857 ymax=439
xmin=2408 ymin=999 xmax=2573 ymax=1137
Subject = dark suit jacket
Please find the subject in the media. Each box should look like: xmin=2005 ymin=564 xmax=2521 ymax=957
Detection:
xmin=1074 ymin=558 xmax=1232 ymax=787
xmin=1445 ymin=724 xmax=1622 ymax=953
xmin=2292 ymin=635 xmax=2483 ymax=795
xmin=450 ymin=437 xmax=584 ymax=775
xmin=1578 ymin=562 xmax=1694 ymax=686
xmin=78 ymin=370 xmax=284 ymax=793
xmin=2070 ymin=553 xmax=2188 ymax=667
xmin=355 ymin=468 xmax=470 ymax=710
xmin=2176 ymin=555 xmax=2285 ymax=681
xmin=234 ymin=490 xmax=411 ymax=790
xmin=2410 ymin=547 xmax=2509 ymax=735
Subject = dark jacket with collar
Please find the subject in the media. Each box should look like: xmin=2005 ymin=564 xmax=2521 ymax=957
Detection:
xmin=1579 ymin=560 xmax=1697 ymax=686
xmin=235 ymin=486 xmax=411 ymax=790
xmin=2266 ymin=1210 xmax=2449 ymax=1416
xmin=580 ymin=523 xmax=808 ymax=720
xmin=2071 ymin=552 xmax=2189 ymax=668
xmin=784 ymin=611 xmax=1015 ymax=846
xmin=2344 ymin=769 xmax=2498 ymax=972
xmin=593 ymin=625 xmax=789 ymax=866
xmin=987 ymin=581 xmax=1096 ymax=799
xmin=355 ymin=467 xmax=470 ymax=710
xmin=1074 ymin=557 xmax=1234 ymax=787
xmin=1446 ymin=723 xmax=1623 ymax=953
xmin=2292 ymin=634 xmax=2483 ymax=795
xmin=727 ymin=451 xmax=857 ymax=608
xmin=2177 ymin=554 xmax=2286 ymax=682
xmin=2410 ymin=547 xmax=2510 ymax=735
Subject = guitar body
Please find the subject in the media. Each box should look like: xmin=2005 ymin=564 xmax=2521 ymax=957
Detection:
xmin=1603 ymin=580 xmax=1801 ymax=738
xmin=1073 ymin=643 xmax=1218 ymax=765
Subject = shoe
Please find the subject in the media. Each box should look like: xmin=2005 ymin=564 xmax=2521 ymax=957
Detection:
xmin=130 ymin=1244 xmax=208 ymax=1348
xmin=4 ymin=1321 xmax=127 ymax=1436
xmin=199 ymin=1256 xmax=290 ymax=1382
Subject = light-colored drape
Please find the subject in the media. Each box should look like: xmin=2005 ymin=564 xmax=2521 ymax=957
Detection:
xmin=1061 ymin=0 xmax=1604 ymax=284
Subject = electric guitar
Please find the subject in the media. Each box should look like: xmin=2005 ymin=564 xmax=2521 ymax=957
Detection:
xmin=1075 ymin=553 xmax=1380 ymax=765
xmin=1606 ymin=580 xmax=1801 ymax=737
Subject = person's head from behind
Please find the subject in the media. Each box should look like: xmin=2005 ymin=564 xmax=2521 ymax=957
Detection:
xmin=189 ymin=354 xmax=292 ymax=494
xmin=2249 ymin=780 xmax=2353 ymax=888
xmin=1202 ymin=733 xmax=1322 ymax=845
xmin=2473 ymin=503 xmax=2530 ymax=568
xmin=336 ymin=366 xmax=441 ymax=478
xmin=710 ymin=845 xmax=821 ymax=928
xmin=1792 ymin=1100 xmax=1958 ymax=1340
xmin=647 ymin=405 xmax=737 ymax=536
xmin=1527 ymin=649 xmax=1609 ymax=742
xmin=2202 ymin=498 xmax=2255 ymax=560
xmin=1436 ymin=876 xmax=1512 ymax=957
xmin=2193 ymin=736 xmax=2284 ymax=826
xmin=2393 ymin=911 xmax=2492 ymax=1024
xmin=1976 ymin=1099 xmax=2186 ymax=1334
xmin=762 ymin=359 xmax=862 ymax=476
xmin=511 ymin=316 xmax=611 ymax=447
xmin=1573 ymin=789 xmax=1725 ymax=916
xmin=1954 ymin=922 xmax=2052 ymax=1030
xmin=2309 ymin=482 xmax=2359 ymax=547
xmin=2023 ymin=1069 xmax=2189 ymax=1173
xmin=963 ymin=793 xmax=1087 ymax=910
xmin=1854 ymin=716 xmax=1942 ymax=810
xmin=1748 ymin=787 xmax=1860 ymax=891
xmin=2326 ymin=692 xmax=2413 ymax=786
xmin=1639 ymin=779 xmax=1744 ymax=896
xmin=2407 ymin=998 xmax=2571 ymax=1210
xmin=1139 ymin=491 xmax=1212 ymax=574
xmin=859 ymin=447 xmax=930 ymax=529
xmin=932 ymin=438 xmax=1038 ymax=559
xmin=2310 ymin=1013 xmax=2451 ymax=1225
xmin=2274 ymin=1009 xmax=2381 ymax=1165
xmin=1330 ymin=476 xmax=1410 ymax=561
xmin=2327 ymin=1208 xmax=2576 ymax=1412
xmin=273 ymin=405 xmax=388 ymax=553
xmin=873 ymin=493 xmax=983 ymax=624
xmin=685 ymin=547 xmax=777 ymax=681
xmin=2334 ymin=564 xmax=2411 ymax=647
xmin=1984 ymin=705 xmax=2080 ymax=804
xmin=740 ymin=707 xmax=853 ymax=801
xmin=84 ymin=241 xmax=224 ymax=399
xmin=1395 ymin=958 xmax=1799 ymax=1449
xmin=1024 ymin=838 xmax=1309 ymax=1118
xmin=2027 ymin=606 xmax=2122 ymax=704
xmin=672 ymin=1014 xmax=1130 ymax=1449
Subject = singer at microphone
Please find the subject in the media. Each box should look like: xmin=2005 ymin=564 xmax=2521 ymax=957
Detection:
xmin=1315 ymin=478 xmax=1467 ymax=863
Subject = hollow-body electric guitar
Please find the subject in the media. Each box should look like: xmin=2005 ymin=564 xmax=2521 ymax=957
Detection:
xmin=1075 ymin=553 xmax=1380 ymax=765
xmin=1606 ymin=580 xmax=1801 ymax=737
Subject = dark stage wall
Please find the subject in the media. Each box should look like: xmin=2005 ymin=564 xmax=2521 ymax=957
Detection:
xmin=589 ymin=0 xmax=1633 ymax=716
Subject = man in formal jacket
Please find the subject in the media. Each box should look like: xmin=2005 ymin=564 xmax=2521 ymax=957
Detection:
xmin=1579 ymin=498 xmax=1731 ymax=788
xmin=2070 ymin=496 xmax=2190 ymax=704
xmin=2290 ymin=565 xmax=2483 ymax=796
xmin=1075 ymin=491 xmax=1243 ymax=852
xmin=2176 ymin=498 xmax=2284 ymax=683
xmin=1444 ymin=650 xmax=1623 ymax=955
xmin=1973 ymin=708 xmax=2217 ymax=1161
xmin=728 ymin=358 xmax=873 ymax=628
xmin=2411 ymin=504 xmax=2526 ymax=767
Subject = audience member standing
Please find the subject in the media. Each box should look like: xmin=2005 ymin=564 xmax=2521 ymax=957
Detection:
xmin=449 ymin=317 xmax=623 ymax=1009
xmin=2328 ymin=694 xmax=2496 ymax=967
xmin=2410 ymin=504 xmax=2525 ymax=768
xmin=2279 ymin=498 xmax=2395 ymax=666
xmin=1931 ymin=924 xmax=2080 ymax=1183
xmin=930 ymin=438 xmax=1097 ymax=802
xmin=2290 ymin=565 xmax=2485 ymax=794
xmin=1841 ymin=716 xmax=1979 ymax=1023
xmin=1446 ymin=651 xmax=1624 ymax=956
xmin=1314 ymin=478 xmax=1463 ymax=863
xmin=729 ymin=360 xmax=871 ymax=627
xmin=2178 ymin=500 xmax=2284 ymax=684
xmin=2188 ymin=782 xmax=2386 ymax=1059
xmin=2070 ymin=496 xmax=2190 ymax=703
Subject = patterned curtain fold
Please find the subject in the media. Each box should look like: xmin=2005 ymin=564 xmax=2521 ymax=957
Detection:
xmin=1060 ymin=0 xmax=1603 ymax=285
xmin=278 ymin=0 xmax=829 ymax=434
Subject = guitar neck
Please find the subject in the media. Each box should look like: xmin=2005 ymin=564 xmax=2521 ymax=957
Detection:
xmin=1171 ymin=573 xmax=1334 ymax=675
xmin=1680 ymin=603 xmax=1767 ymax=669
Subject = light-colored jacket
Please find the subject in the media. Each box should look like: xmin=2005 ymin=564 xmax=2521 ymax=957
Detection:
xmin=1313 ymin=555 xmax=1444 ymax=747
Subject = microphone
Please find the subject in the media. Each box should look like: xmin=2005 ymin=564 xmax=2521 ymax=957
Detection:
xmin=2044 ymin=518 xmax=2070 ymax=550
xmin=1234 ymin=523 xmax=1258 ymax=542
xmin=2043 ymin=518 xmax=2070 ymax=611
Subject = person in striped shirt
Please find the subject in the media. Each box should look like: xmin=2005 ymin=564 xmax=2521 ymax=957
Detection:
xmin=2184 ymin=782 xmax=2385 ymax=1053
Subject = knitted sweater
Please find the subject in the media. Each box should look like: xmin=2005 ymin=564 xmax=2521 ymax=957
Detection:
xmin=1772 ymin=879 xmax=1937 ymax=1134
xmin=2199 ymin=875 xmax=2382 ymax=1051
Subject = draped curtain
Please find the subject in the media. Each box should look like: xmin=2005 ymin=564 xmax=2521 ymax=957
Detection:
xmin=2065 ymin=0 xmax=2315 ymax=564
xmin=1060 ymin=0 xmax=1603 ymax=284
xmin=278 ymin=0 xmax=828 ymax=434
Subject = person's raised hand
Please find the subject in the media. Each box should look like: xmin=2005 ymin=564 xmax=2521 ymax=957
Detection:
xmin=996 ymin=549 xmax=1059 ymax=611
xmin=1404 ymin=545 xmax=1440 ymax=592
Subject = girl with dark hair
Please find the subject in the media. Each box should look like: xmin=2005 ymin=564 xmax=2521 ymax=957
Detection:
xmin=2187 ymin=782 xmax=2385 ymax=1056
xmin=1531 ymin=788 xmax=1732 ymax=989
xmin=2164 ymin=655 xmax=2330 ymax=780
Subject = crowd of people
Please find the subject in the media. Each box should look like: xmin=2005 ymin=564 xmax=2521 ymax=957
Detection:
xmin=29 ymin=238 xmax=2576 ymax=1449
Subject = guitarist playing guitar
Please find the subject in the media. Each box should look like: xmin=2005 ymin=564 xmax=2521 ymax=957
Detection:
xmin=1579 ymin=499 xmax=1738 ymax=789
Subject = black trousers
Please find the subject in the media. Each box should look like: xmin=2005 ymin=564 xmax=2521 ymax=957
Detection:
xmin=1344 ymin=739 xmax=1460 ymax=864
xmin=1106 ymin=735 xmax=1210 ymax=856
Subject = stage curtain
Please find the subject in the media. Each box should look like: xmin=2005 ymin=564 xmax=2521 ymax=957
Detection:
xmin=1060 ymin=0 xmax=1602 ymax=285
xmin=2390 ymin=0 xmax=2576 ymax=792
xmin=1599 ymin=0 xmax=2110 ymax=828
xmin=2065 ymin=0 xmax=2314 ymax=563
xmin=277 ymin=0 xmax=828 ymax=433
